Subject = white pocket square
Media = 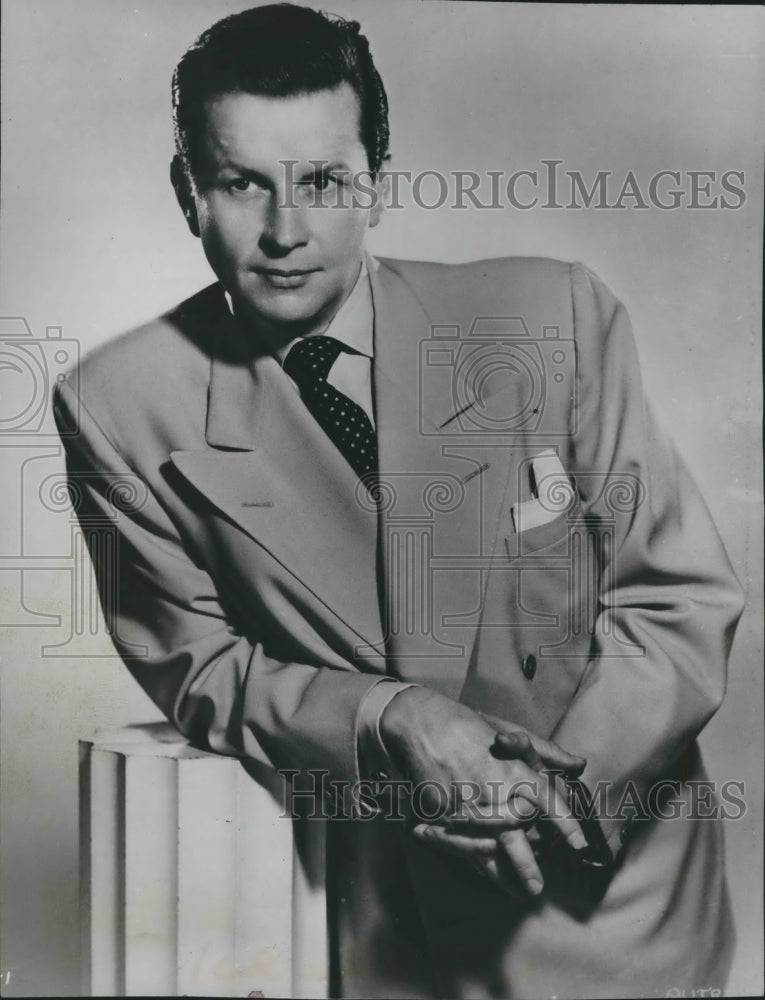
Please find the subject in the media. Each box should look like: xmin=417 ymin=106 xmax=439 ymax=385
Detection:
xmin=511 ymin=449 xmax=575 ymax=533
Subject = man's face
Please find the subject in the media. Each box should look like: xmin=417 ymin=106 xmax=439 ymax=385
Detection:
xmin=183 ymin=83 xmax=384 ymax=343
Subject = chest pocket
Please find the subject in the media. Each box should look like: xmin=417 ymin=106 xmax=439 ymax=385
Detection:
xmin=504 ymin=449 xmax=582 ymax=558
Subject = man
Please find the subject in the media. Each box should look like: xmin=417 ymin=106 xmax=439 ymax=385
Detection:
xmin=54 ymin=4 xmax=744 ymax=997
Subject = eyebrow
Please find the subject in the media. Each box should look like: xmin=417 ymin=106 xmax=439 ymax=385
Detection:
xmin=298 ymin=161 xmax=352 ymax=178
xmin=216 ymin=164 xmax=272 ymax=187
xmin=217 ymin=160 xmax=353 ymax=183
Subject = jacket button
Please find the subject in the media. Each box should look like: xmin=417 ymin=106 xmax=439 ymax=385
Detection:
xmin=521 ymin=654 xmax=537 ymax=679
xmin=372 ymin=769 xmax=389 ymax=782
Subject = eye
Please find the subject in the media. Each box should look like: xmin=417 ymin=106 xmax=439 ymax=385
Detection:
xmin=227 ymin=178 xmax=259 ymax=195
xmin=302 ymin=173 xmax=341 ymax=191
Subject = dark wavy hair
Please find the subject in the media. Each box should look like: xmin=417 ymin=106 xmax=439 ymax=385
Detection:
xmin=172 ymin=3 xmax=390 ymax=180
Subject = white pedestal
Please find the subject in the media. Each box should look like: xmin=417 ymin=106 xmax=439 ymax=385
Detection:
xmin=79 ymin=724 xmax=328 ymax=997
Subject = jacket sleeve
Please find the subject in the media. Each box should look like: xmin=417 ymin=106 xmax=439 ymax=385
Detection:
xmin=53 ymin=377 xmax=389 ymax=786
xmin=550 ymin=262 xmax=744 ymax=855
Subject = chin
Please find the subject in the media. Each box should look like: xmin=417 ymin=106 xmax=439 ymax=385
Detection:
xmin=261 ymin=297 xmax=319 ymax=324
xmin=232 ymin=273 xmax=343 ymax=331
xmin=246 ymin=295 xmax=322 ymax=330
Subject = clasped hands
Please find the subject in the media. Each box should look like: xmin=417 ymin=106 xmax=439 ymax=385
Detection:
xmin=379 ymin=686 xmax=588 ymax=899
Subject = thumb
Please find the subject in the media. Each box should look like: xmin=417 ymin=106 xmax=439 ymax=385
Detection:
xmin=491 ymin=731 xmax=543 ymax=770
xmin=492 ymin=732 xmax=586 ymax=776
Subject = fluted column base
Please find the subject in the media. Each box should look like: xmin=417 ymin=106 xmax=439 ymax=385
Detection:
xmin=79 ymin=724 xmax=327 ymax=998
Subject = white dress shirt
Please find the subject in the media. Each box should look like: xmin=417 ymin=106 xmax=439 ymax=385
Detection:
xmin=226 ymin=256 xmax=376 ymax=424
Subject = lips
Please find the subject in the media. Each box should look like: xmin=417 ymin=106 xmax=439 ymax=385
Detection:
xmin=253 ymin=267 xmax=319 ymax=289
xmin=257 ymin=268 xmax=317 ymax=276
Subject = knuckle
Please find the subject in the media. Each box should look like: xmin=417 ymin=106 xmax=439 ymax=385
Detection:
xmin=514 ymin=798 xmax=536 ymax=818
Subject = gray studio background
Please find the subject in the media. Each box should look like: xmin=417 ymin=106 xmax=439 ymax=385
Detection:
xmin=1 ymin=0 xmax=762 ymax=995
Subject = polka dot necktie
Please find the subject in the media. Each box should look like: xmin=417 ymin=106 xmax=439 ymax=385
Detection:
xmin=284 ymin=335 xmax=378 ymax=483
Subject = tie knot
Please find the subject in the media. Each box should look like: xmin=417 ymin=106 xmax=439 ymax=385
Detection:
xmin=284 ymin=335 xmax=345 ymax=387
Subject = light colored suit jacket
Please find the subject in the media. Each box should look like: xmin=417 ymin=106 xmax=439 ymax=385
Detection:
xmin=55 ymin=257 xmax=743 ymax=999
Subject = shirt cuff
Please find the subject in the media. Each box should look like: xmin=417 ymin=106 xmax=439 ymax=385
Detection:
xmin=354 ymin=677 xmax=419 ymax=782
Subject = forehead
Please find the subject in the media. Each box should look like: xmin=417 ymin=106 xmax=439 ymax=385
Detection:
xmin=199 ymin=83 xmax=365 ymax=169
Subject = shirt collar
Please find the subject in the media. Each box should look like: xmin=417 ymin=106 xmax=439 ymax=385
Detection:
xmin=224 ymin=254 xmax=377 ymax=365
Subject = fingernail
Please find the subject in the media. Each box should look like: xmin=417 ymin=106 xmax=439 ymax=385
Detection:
xmin=568 ymin=831 xmax=587 ymax=850
xmin=528 ymin=878 xmax=544 ymax=895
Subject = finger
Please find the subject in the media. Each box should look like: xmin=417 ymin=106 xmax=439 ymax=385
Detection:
xmin=493 ymin=795 xmax=565 ymax=841
xmin=414 ymin=827 xmax=529 ymax=899
xmin=507 ymin=794 xmax=537 ymax=821
xmin=497 ymin=829 xmax=544 ymax=896
xmin=506 ymin=769 xmax=587 ymax=850
xmin=468 ymin=850 xmax=526 ymax=899
xmin=492 ymin=731 xmax=586 ymax=776
xmin=524 ymin=823 xmax=546 ymax=857
xmin=491 ymin=731 xmax=544 ymax=770
xmin=477 ymin=712 xmax=586 ymax=775
xmin=447 ymin=762 xmax=587 ymax=851
xmin=411 ymin=823 xmax=497 ymax=857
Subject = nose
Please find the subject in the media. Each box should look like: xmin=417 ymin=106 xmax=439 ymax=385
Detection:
xmin=259 ymin=196 xmax=308 ymax=257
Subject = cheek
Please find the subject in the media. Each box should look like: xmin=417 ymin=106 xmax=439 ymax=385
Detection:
xmin=198 ymin=200 xmax=256 ymax=261
xmin=315 ymin=207 xmax=370 ymax=255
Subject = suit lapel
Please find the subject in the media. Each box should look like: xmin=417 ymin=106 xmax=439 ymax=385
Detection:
xmin=170 ymin=304 xmax=385 ymax=668
xmin=169 ymin=266 xmax=516 ymax=695
xmin=370 ymin=261 xmax=511 ymax=697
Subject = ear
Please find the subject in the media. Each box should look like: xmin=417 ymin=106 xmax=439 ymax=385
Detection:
xmin=369 ymin=155 xmax=392 ymax=229
xmin=170 ymin=156 xmax=200 ymax=238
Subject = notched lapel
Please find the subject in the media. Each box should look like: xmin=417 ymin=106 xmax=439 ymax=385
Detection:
xmin=171 ymin=312 xmax=385 ymax=662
